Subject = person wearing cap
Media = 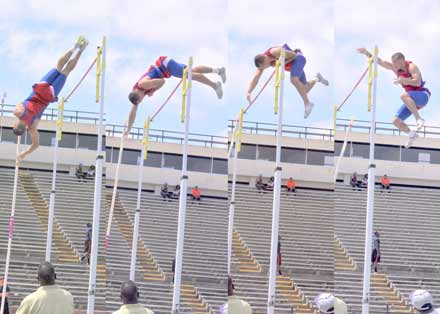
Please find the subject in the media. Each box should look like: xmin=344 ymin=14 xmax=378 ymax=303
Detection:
xmin=371 ymin=231 xmax=381 ymax=273
xmin=410 ymin=290 xmax=440 ymax=314
xmin=112 ymin=280 xmax=154 ymax=314
xmin=222 ymin=276 xmax=252 ymax=314
xmin=315 ymin=293 xmax=334 ymax=314
xmin=16 ymin=262 xmax=73 ymax=314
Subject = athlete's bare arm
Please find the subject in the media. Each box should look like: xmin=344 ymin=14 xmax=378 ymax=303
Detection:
xmin=394 ymin=63 xmax=422 ymax=86
xmin=246 ymin=69 xmax=264 ymax=102
xmin=17 ymin=120 xmax=40 ymax=161
xmin=357 ymin=48 xmax=394 ymax=71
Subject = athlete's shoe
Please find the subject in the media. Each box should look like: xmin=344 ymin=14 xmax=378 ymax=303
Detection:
xmin=74 ymin=36 xmax=85 ymax=50
xmin=218 ymin=67 xmax=226 ymax=84
xmin=215 ymin=82 xmax=223 ymax=99
xmin=304 ymin=102 xmax=315 ymax=119
xmin=406 ymin=131 xmax=419 ymax=148
xmin=416 ymin=118 xmax=425 ymax=131
xmin=315 ymin=72 xmax=329 ymax=86
xmin=79 ymin=37 xmax=89 ymax=52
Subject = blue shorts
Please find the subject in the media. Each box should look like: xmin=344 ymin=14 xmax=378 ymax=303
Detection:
xmin=41 ymin=68 xmax=66 ymax=97
xmin=164 ymin=58 xmax=186 ymax=78
xmin=146 ymin=66 xmax=163 ymax=79
xmin=396 ymin=90 xmax=430 ymax=121
xmin=290 ymin=54 xmax=307 ymax=85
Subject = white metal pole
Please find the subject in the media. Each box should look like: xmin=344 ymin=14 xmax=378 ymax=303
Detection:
xmin=105 ymin=133 xmax=125 ymax=248
xmin=130 ymin=145 xmax=145 ymax=280
xmin=362 ymin=45 xmax=379 ymax=314
xmin=171 ymin=57 xmax=193 ymax=314
xmin=87 ymin=37 xmax=106 ymax=314
xmin=227 ymin=139 xmax=239 ymax=275
xmin=45 ymin=129 xmax=60 ymax=261
xmin=267 ymin=48 xmax=285 ymax=314
xmin=1 ymin=137 xmax=20 ymax=314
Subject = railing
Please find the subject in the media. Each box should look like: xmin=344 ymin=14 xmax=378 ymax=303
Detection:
xmin=228 ymin=119 xmax=334 ymax=141
xmin=336 ymin=118 xmax=440 ymax=138
xmin=0 ymin=104 xmax=102 ymax=124
xmin=106 ymin=124 xmax=228 ymax=149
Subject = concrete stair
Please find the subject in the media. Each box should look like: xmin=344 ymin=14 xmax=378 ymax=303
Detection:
xmin=18 ymin=171 xmax=78 ymax=263
xmin=181 ymin=284 xmax=212 ymax=314
xmin=233 ymin=229 xmax=261 ymax=273
xmin=335 ymin=238 xmax=356 ymax=271
xmin=276 ymin=275 xmax=316 ymax=314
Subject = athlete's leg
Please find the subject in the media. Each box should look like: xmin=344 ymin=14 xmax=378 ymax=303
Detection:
xmin=56 ymin=49 xmax=75 ymax=72
xmin=392 ymin=117 xmax=411 ymax=133
xmin=290 ymin=77 xmax=310 ymax=105
xmin=61 ymin=49 xmax=84 ymax=76
xmin=192 ymin=73 xmax=217 ymax=89
xmin=193 ymin=65 xmax=226 ymax=83
xmin=305 ymin=78 xmax=317 ymax=93
xmin=401 ymin=92 xmax=421 ymax=121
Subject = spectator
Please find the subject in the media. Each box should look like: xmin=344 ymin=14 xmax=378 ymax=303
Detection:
xmin=277 ymin=235 xmax=282 ymax=276
xmin=264 ymin=176 xmax=275 ymax=191
xmin=222 ymin=276 xmax=252 ymax=314
xmin=380 ymin=174 xmax=391 ymax=191
xmin=0 ymin=278 xmax=10 ymax=314
xmin=315 ymin=293 xmax=334 ymax=314
xmin=191 ymin=186 xmax=201 ymax=201
xmin=112 ymin=280 xmax=154 ymax=314
xmin=75 ymin=163 xmax=86 ymax=182
xmin=160 ymin=183 xmax=169 ymax=200
xmin=169 ymin=185 xmax=180 ymax=199
xmin=81 ymin=223 xmax=92 ymax=265
xmin=171 ymin=258 xmax=176 ymax=283
xmin=410 ymin=290 xmax=439 ymax=314
xmin=350 ymin=172 xmax=361 ymax=190
xmin=372 ymin=231 xmax=381 ymax=273
xmin=86 ymin=165 xmax=95 ymax=179
xmin=255 ymin=174 xmax=266 ymax=192
xmin=286 ymin=177 xmax=296 ymax=193
xmin=360 ymin=174 xmax=368 ymax=188
xmin=16 ymin=262 xmax=73 ymax=314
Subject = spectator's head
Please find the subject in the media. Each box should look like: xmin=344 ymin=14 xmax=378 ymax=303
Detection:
xmin=384 ymin=174 xmax=388 ymax=178
xmin=163 ymin=183 xmax=168 ymax=188
xmin=289 ymin=177 xmax=293 ymax=181
xmin=175 ymin=185 xmax=180 ymax=190
xmin=227 ymin=276 xmax=235 ymax=296
xmin=37 ymin=262 xmax=56 ymax=286
xmin=374 ymin=230 xmax=380 ymax=237
xmin=258 ymin=174 xmax=263 ymax=180
xmin=410 ymin=290 xmax=433 ymax=313
xmin=120 ymin=280 xmax=139 ymax=305
xmin=270 ymin=176 xmax=274 ymax=182
xmin=87 ymin=223 xmax=92 ymax=229
xmin=195 ymin=186 xmax=199 ymax=190
xmin=315 ymin=293 xmax=335 ymax=314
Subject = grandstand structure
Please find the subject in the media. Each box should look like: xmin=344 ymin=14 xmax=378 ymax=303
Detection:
xmin=0 ymin=106 xmax=228 ymax=313
xmin=335 ymin=118 xmax=440 ymax=314
xmin=228 ymin=119 xmax=334 ymax=314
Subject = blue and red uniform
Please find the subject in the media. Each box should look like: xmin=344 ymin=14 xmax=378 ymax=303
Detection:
xmin=395 ymin=61 xmax=431 ymax=121
xmin=20 ymin=69 xmax=66 ymax=128
xmin=263 ymin=43 xmax=307 ymax=84
xmin=133 ymin=56 xmax=186 ymax=95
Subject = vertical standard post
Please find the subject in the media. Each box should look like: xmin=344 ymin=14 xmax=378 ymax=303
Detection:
xmin=171 ymin=57 xmax=193 ymax=314
xmin=105 ymin=132 xmax=125 ymax=248
xmin=45 ymin=97 xmax=65 ymax=261
xmin=227 ymin=139 xmax=239 ymax=275
xmin=362 ymin=45 xmax=379 ymax=314
xmin=0 ymin=137 xmax=20 ymax=314
xmin=130 ymin=117 xmax=150 ymax=280
xmin=87 ymin=37 xmax=106 ymax=314
xmin=267 ymin=47 xmax=285 ymax=314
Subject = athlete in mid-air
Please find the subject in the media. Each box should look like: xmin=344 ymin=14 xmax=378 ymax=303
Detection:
xmin=12 ymin=36 xmax=89 ymax=161
xmin=247 ymin=43 xmax=329 ymax=119
xmin=358 ymin=48 xmax=430 ymax=147
xmin=126 ymin=57 xmax=226 ymax=134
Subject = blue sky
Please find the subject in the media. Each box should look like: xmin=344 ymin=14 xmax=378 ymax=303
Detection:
xmin=0 ymin=0 xmax=438 ymax=137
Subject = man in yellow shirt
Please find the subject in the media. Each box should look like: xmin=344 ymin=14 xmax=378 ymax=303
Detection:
xmin=112 ymin=281 xmax=154 ymax=314
xmin=221 ymin=276 xmax=252 ymax=314
xmin=16 ymin=262 xmax=73 ymax=314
